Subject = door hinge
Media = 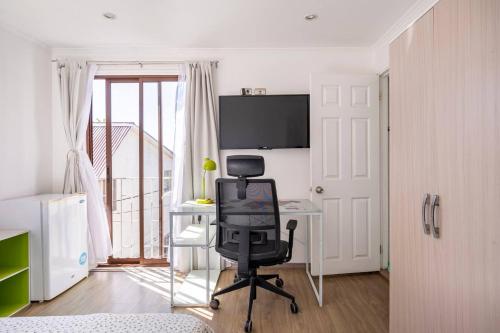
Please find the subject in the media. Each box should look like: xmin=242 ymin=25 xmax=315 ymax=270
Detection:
xmin=380 ymin=245 xmax=383 ymax=254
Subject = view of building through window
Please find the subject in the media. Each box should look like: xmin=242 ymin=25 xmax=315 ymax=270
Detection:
xmin=91 ymin=78 xmax=177 ymax=263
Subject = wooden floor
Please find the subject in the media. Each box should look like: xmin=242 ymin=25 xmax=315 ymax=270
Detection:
xmin=19 ymin=268 xmax=388 ymax=333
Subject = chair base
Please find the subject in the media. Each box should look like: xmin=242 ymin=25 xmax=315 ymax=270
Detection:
xmin=211 ymin=269 xmax=298 ymax=332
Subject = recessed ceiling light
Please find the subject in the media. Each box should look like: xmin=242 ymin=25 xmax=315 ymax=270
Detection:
xmin=103 ymin=12 xmax=117 ymax=20
xmin=305 ymin=14 xmax=318 ymax=21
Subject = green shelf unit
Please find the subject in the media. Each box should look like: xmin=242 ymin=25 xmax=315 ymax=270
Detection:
xmin=0 ymin=266 xmax=29 ymax=282
xmin=0 ymin=231 xmax=30 ymax=317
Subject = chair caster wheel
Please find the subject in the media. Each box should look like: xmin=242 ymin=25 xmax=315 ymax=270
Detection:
xmin=209 ymin=299 xmax=220 ymax=310
xmin=290 ymin=302 xmax=299 ymax=314
xmin=244 ymin=320 xmax=253 ymax=332
xmin=275 ymin=277 xmax=284 ymax=288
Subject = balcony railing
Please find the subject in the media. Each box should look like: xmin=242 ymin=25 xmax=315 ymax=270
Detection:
xmin=98 ymin=177 xmax=172 ymax=260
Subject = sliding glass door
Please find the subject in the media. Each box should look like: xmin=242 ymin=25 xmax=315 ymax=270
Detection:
xmin=89 ymin=76 xmax=178 ymax=264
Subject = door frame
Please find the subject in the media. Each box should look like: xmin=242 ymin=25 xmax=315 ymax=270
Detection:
xmin=379 ymin=70 xmax=390 ymax=270
xmin=88 ymin=75 xmax=178 ymax=265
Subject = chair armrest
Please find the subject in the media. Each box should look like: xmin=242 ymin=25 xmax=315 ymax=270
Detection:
xmin=237 ymin=228 xmax=251 ymax=277
xmin=285 ymin=219 xmax=297 ymax=262
xmin=287 ymin=219 xmax=297 ymax=231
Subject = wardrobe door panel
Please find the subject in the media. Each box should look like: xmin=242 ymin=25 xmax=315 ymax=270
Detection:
xmin=389 ymin=9 xmax=435 ymax=333
xmin=433 ymin=0 xmax=500 ymax=331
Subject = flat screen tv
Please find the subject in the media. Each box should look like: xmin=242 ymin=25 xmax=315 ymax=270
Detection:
xmin=219 ymin=94 xmax=310 ymax=149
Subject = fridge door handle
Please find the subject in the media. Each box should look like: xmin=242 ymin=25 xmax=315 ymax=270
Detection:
xmin=430 ymin=194 xmax=440 ymax=239
xmin=421 ymin=193 xmax=431 ymax=235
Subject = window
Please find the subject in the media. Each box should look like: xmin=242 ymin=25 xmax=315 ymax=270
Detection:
xmin=87 ymin=76 xmax=178 ymax=263
xmin=163 ymin=170 xmax=172 ymax=192
xmin=112 ymin=179 xmax=117 ymax=211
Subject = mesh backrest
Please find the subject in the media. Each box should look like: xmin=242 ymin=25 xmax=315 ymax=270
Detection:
xmin=215 ymin=179 xmax=281 ymax=259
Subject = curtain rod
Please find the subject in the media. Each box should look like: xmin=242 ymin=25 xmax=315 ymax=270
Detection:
xmin=51 ymin=59 xmax=219 ymax=67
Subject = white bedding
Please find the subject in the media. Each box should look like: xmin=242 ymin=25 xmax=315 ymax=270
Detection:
xmin=0 ymin=313 xmax=214 ymax=333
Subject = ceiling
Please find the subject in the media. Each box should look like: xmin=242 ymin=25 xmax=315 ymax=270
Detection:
xmin=0 ymin=0 xmax=418 ymax=48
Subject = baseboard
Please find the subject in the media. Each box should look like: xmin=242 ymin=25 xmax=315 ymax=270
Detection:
xmin=379 ymin=269 xmax=390 ymax=281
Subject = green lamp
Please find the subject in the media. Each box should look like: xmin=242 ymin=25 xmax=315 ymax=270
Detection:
xmin=196 ymin=157 xmax=217 ymax=204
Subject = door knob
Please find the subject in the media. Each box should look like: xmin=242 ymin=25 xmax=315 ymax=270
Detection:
xmin=315 ymin=186 xmax=324 ymax=194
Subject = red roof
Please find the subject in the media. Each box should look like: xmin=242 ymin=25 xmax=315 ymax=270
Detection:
xmin=92 ymin=123 xmax=132 ymax=177
xmin=91 ymin=122 xmax=174 ymax=177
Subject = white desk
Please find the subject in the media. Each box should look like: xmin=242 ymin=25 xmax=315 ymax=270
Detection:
xmin=168 ymin=199 xmax=324 ymax=307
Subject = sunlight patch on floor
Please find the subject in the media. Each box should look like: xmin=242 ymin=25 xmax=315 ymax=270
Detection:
xmin=119 ymin=267 xmax=185 ymax=300
xmin=186 ymin=307 xmax=214 ymax=321
xmin=112 ymin=267 xmax=219 ymax=315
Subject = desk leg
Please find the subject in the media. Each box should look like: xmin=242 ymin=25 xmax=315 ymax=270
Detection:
xmin=305 ymin=215 xmax=310 ymax=277
xmin=169 ymin=213 xmax=174 ymax=307
xmin=206 ymin=215 xmax=210 ymax=304
xmin=305 ymin=214 xmax=323 ymax=307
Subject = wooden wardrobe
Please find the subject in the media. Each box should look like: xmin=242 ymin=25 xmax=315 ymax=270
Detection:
xmin=389 ymin=0 xmax=500 ymax=332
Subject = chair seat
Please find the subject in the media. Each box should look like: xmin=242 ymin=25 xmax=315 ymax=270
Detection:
xmin=219 ymin=240 xmax=289 ymax=266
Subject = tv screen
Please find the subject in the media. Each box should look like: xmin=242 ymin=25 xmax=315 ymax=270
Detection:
xmin=219 ymin=94 xmax=310 ymax=149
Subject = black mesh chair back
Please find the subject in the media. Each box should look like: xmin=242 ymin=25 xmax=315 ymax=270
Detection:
xmin=215 ymin=155 xmax=281 ymax=276
xmin=215 ymin=179 xmax=281 ymax=260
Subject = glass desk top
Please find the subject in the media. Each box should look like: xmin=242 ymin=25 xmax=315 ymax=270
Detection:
xmin=169 ymin=199 xmax=321 ymax=215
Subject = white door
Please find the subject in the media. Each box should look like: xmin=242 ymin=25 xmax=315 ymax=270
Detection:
xmin=310 ymin=73 xmax=380 ymax=274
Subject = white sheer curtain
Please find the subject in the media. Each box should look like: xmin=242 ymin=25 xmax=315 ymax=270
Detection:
xmin=58 ymin=60 xmax=112 ymax=267
xmin=171 ymin=62 xmax=221 ymax=271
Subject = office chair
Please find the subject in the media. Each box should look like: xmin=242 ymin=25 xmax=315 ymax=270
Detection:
xmin=209 ymin=155 xmax=299 ymax=332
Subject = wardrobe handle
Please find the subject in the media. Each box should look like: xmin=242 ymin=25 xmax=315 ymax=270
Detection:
xmin=430 ymin=194 xmax=440 ymax=239
xmin=421 ymin=193 xmax=431 ymax=235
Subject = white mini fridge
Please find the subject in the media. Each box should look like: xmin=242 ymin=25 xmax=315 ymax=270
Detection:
xmin=0 ymin=194 xmax=89 ymax=301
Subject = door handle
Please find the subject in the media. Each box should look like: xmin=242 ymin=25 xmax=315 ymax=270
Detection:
xmin=315 ymin=186 xmax=324 ymax=194
xmin=421 ymin=193 xmax=431 ymax=235
xmin=430 ymin=194 xmax=440 ymax=239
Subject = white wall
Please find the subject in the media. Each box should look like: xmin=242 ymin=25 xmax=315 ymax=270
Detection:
xmin=206 ymin=48 xmax=374 ymax=197
xmin=51 ymin=47 xmax=375 ymax=192
xmin=51 ymin=46 xmax=375 ymax=262
xmin=0 ymin=26 xmax=52 ymax=200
